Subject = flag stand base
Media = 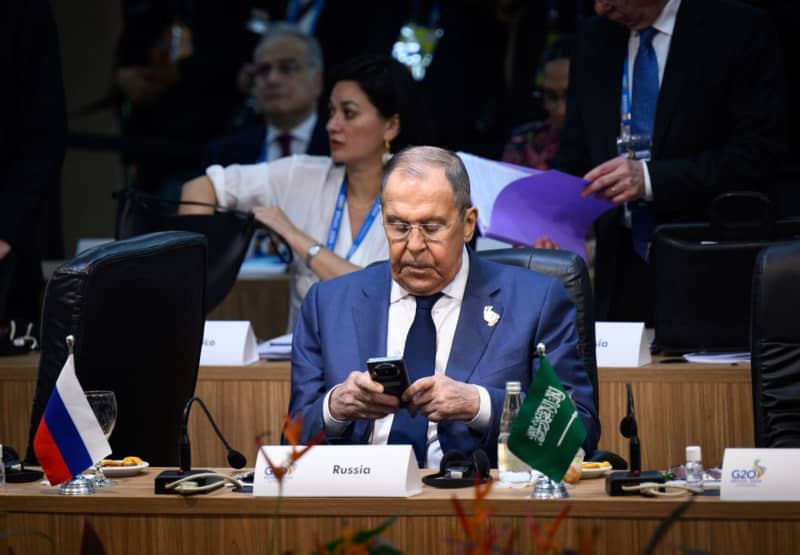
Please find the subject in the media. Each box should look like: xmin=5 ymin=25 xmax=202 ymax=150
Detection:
xmin=530 ymin=476 xmax=568 ymax=499
xmin=59 ymin=475 xmax=96 ymax=495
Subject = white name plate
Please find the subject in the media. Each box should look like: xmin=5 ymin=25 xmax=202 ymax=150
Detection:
xmin=595 ymin=322 xmax=651 ymax=367
xmin=253 ymin=445 xmax=422 ymax=497
xmin=199 ymin=321 xmax=259 ymax=366
xmin=720 ymin=448 xmax=800 ymax=501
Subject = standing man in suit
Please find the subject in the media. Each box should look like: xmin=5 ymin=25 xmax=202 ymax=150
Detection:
xmin=290 ymin=146 xmax=599 ymax=468
xmin=202 ymin=24 xmax=328 ymax=168
xmin=558 ymin=0 xmax=788 ymax=324
xmin=0 ymin=0 xmax=67 ymax=339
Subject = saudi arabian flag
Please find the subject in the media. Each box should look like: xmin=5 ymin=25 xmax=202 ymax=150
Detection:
xmin=507 ymin=350 xmax=586 ymax=482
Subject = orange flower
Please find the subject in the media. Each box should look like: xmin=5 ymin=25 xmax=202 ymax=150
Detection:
xmin=528 ymin=505 xmax=571 ymax=554
xmin=256 ymin=413 xmax=325 ymax=486
xmin=450 ymin=476 xmax=515 ymax=555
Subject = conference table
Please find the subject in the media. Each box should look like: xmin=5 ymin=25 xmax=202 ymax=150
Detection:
xmin=1 ymin=354 xmax=753 ymax=472
xmin=2 ymin=467 xmax=798 ymax=555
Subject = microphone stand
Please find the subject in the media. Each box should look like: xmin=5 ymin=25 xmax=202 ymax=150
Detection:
xmin=155 ymin=396 xmax=246 ymax=494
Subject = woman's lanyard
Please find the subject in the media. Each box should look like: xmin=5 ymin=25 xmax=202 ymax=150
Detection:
xmin=325 ymin=177 xmax=382 ymax=261
xmin=620 ymin=55 xmax=632 ymax=138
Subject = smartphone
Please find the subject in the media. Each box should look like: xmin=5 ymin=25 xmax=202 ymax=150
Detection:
xmin=366 ymin=356 xmax=411 ymax=400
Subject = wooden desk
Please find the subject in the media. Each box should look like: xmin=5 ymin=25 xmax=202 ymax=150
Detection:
xmin=207 ymin=274 xmax=290 ymax=340
xmin=0 ymin=355 xmax=753 ymax=470
xmin=2 ymin=469 xmax=797 ymax=555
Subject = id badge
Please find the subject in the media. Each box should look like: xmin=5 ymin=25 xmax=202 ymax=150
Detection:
xmin=616 ymin=133 xmax=652 ymax=161
xmin=391 ymin=23 xmax=443 ymax=80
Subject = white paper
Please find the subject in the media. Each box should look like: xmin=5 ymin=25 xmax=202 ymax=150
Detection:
xmin=238 ymin=256 xmax=287 ymax=278
xmin=253 ymin=445 xmax=422 ymax=497
xmin=595 ymin=322 xmax=651 ymax=367
xmin=258 ymin=333 xmax=293 ymax=360
xmin=683 ymin=352 xmax=750 ymax=364
xmin=199 ymin=321 xmax=259 ymax=365
xmin=721 ymin=448 xmax=800 ymax=501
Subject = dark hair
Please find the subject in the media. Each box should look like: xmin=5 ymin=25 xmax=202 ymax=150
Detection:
xmin=540 ymin=34 xmax=574 ymax=67
xmin=382 ymin=146 xmax=471 ymax=218
xmin=327 ymin=55 xmax=436 ymax=152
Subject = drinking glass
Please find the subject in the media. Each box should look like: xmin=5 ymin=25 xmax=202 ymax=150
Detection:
xmin=86 ymin=390 xmax=118 ymax=487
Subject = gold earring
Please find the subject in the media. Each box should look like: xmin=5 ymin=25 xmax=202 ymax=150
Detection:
xmin=382 ymin=140 xmax=393 ymax=164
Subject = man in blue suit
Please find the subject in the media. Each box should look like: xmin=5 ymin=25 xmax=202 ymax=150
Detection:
xmin=290 ymin=146 xmax=599 ymax=468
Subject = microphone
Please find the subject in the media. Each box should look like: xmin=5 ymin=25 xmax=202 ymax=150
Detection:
xmin=154 ymin=396 xmax=245 ymax=494
xmin=619 ymin=383 xmax=641 ymax=474
xmin=180 ymin=396 xmax=246 ymax=471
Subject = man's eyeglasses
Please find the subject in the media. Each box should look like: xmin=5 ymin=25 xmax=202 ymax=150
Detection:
xmin=383 ymin=221 xmax=453 ymax=242
xmin=251 ymin=59 xmax=305 ymax=79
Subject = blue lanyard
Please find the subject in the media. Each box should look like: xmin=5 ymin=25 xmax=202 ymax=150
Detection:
xmin=620 ymin=55 xmax=632 ymax=137
xmin=257 ymin=136 xmax=269 ymax=163
xmin=325 ymin=178 xmax=382 ymax=261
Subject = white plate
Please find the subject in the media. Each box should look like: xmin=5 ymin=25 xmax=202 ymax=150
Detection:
xmin=580 ymin=465 xmax=612 ymax=479
xmin=98 ymin=461 xmax=150 ymax=478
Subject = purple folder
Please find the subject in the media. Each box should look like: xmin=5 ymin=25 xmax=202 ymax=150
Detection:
xmin=484 ymin=170 xmax=615 ymax=258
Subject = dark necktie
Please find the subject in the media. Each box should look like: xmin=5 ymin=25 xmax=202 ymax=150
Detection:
xmin=630 ymin=27 xmax=658 ymax=260
xmin=387 ymin=292 xmax=443 ymax=466
xmin=276 ymin=133 xmax=293 ymax=158
xmin=631 ymin=27 xmax=658 ymax=137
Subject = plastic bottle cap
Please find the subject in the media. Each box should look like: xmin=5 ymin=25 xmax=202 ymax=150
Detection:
xmin=505 ymin=381 xmax=521 ymax=393
xmin=686 ymin=445 xmax=702 ymax=462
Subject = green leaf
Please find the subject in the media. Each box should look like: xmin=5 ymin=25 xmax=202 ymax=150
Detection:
xmin=641 ymin=500 xmax=692 ymax=555
xmin=312 ymin=515 xmax=402 ymax=554
xmin=0 ymin=529 xmax=53 ymax=544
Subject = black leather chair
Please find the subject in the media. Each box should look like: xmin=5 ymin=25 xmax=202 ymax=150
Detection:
xmin=477 ymin=248 xmax=598 ymax=409
xmin=25 ymin=231 xmax=207 ymax=466
xmin=750 ymin=241 xmax=800 ymax=447
xmin=477 ymin=248 xmax=626 ymax=466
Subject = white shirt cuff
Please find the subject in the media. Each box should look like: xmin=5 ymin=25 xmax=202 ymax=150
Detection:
xmin=642 ymin=160 xmax=654 ymax=201
xmin=322 ymin=385 xmax=352 ymax=436
xmin=467 ymin=385 xmax=491 ymax=433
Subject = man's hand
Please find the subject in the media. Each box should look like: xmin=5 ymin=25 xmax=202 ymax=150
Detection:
xmin=533 ymin=236 xmax=560 ymax=250
xmin=580 ymin=156 xmax=645 ymax=205
xmin=115 ymin=63 xmax=178 ymax=104
xmin=0 ymin=240 xmax=10 ymax=261
xmin=403 ymin=374 xmax=480 ymax=422
xmin=329 ymin=371 xmax=401 ymax=421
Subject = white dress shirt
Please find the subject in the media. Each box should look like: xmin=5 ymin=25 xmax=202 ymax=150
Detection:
xmin=627 ymin=0 xmax=681 ymax=202
xmin=264 ymin=112 xmax=318 ymax=161
xmin=206 ymin=154 xmax=388 ymax=328
xmin=322 ymin=246 xmax=491 ymax=468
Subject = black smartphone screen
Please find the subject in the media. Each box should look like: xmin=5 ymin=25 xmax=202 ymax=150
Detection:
xmin=366 ymin=356 xmax=411 ymax=399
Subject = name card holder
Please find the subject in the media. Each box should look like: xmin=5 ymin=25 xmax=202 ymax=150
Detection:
xmin=199 ymin=321 xmax=259 ymax=366
xmin=595 ymin=322 xmax=651 ymax=367
xmin=253 ymin=445 xmax=422 ymax=497
xmin=720 ymin=448 xmax=800 ymax=501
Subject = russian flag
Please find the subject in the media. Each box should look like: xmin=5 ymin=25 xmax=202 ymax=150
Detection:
xmin=33 ymin=354 xmax=111 ymax=485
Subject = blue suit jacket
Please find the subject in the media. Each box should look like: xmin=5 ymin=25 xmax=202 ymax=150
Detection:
xmin=289 ymin=252 xmax=600 ymax=466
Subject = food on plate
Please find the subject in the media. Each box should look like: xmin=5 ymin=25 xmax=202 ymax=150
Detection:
xmin=101 ymin=456 xmax=143 ymax=467
xmin=581 ymin=461 xmax=611 ymax=470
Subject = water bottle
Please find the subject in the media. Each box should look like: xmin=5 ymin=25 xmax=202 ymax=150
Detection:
xmin=497 ymin=381 xmax=532 ymax=485
xmin=685 ymin=445 xmax=704 ymax=492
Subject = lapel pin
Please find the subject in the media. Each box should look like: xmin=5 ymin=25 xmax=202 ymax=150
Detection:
xmin=483 ymin=305 xmax=500 ymax=327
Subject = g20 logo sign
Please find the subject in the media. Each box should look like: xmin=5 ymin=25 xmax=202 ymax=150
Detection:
xmin=731 ymin=459 xmax=767 ymax=482
xmin=731 ymin=468 xmax=759 ymax=480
